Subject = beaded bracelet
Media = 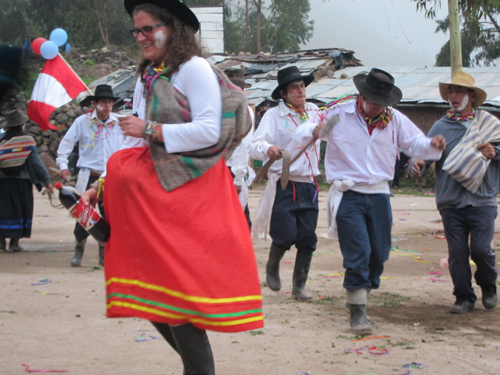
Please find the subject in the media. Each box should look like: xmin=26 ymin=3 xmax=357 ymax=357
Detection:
xmin=91 ymin=178 xmax=105 ymax=200
xmin=142 ymin=120 xmax=161 ymax=141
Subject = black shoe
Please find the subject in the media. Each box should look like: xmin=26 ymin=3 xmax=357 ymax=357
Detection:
xmin=481 ymin=284 xmax=498 ymax=309
xmin=449 ymin=297 xmax=475 ymax=314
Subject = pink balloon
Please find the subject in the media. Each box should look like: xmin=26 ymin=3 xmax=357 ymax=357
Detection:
xmin=31 ymin=38 xmax=47 ymax=55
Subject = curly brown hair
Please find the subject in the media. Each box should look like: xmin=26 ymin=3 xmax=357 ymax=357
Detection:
xmin=133 ymin=4 xmax=203 ymax=79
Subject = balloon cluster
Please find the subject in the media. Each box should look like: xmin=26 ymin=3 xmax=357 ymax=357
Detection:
xmin=31 ymin=29 xmax=68 ymax=60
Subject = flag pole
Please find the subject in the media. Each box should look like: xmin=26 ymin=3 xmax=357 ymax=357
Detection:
xmin=57 ymin=53 xmax=93 ymax=95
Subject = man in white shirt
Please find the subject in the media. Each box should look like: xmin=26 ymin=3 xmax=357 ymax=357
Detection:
xmin=225 ymin=69 xmax=255 ymax=229
xmin=249 ymin=66 xmax=321 ymax=302
xmin=56 ymin=85 xmax=124 ymax=267
xmin=301 ymin=68 xmax=446 ymax=334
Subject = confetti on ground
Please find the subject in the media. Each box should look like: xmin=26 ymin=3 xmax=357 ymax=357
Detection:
xmin=352 ymin=335 xmax=390 ymax=342
xmin=399 ymin=219 xmax=407 ymax=221
xmin=412 ymin=257 xmax=433 ymax=264
xmin=429 ymin=278 xmax=450 ymax=282
xmin=469 ymin=260 xmax=476 ymax=266
xmin=283 ymin=262 xmax=292 ymax=265
xmin=434 ymin=235 xmax=446 ymax=239
xmin=381 ymin=276 xmax=394 ymax=280
xmin=134 ymin=333 xmax=161 ymax=342
xmin=21 ymin=364 xmax=67 ymax=373
xmin=439 ymin=258 xmax=449 ymax=268
xmin=31 ymin=279 xmax=51 ymax=286
xmin=345 ymin=346 xmax=389 ymax=355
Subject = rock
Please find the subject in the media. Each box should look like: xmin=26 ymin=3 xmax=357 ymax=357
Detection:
xmin=55 ymin=113 xmax=69 ymax=125
xmin=66 ymin=109 xmax=76 ymax=119
xmin=29 ymin=126 xmax=42 ymax=136
xmin=38 ymin=144 xmax=49 ymax=153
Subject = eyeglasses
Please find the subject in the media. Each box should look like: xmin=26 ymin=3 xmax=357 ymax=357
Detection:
xmin=129 ymin=23 xmax=165 ymax=38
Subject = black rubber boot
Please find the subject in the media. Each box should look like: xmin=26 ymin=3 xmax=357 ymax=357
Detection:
xmin=266 ymin=244 xmax=287 ymax=291
xmin=9 ymin=238 xmax=23 ymax=251
xmin=70 ymin=239 xmax=86 ymax=267
xmin=170 ymin=324 xmax=215 ymax=375
xmin=349 ymin=304 xmax=373 ymax=335
xmin=292 ymin=251 xmax=313 ymax=301
xmin=482 ymin=284 xmax=498 ymax=309
xmin=98 ymin=243 xmax=105 ymax=267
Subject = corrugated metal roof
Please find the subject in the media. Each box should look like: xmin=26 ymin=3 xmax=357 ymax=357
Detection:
xmin=82 ymin=49 xmax=500 ymax=110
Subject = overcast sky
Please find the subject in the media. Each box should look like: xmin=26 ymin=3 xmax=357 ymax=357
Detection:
xmin=303 ymin=0 xmax=449 ymax=67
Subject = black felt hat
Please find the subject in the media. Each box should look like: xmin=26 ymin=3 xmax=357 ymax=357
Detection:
xmin=124 ymin=0 xmax=200 ymax=32
xmin=80 ymin=85 xmax=119 ymax=107
xmin=271 ymin=66 xmax=314 ymax=101
xmin=353 ymin=68 xmax=402 ymax=107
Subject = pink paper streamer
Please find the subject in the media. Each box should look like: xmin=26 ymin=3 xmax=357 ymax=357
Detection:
xmin=22 ymin=364 xmax=67 ymax=373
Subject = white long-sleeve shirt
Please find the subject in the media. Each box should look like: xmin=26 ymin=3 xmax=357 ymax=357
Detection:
xmin=248 ymin=100 xmax=321 ymax=182
xmin=226 ymin=107 xmax=254 ymax=186
xmin=56 ymin=110 xmax=123 ymax=173
xmin=297 ymin=100 xmax=442 ymax=187
xmin=121 ymin=56 xmax=222 ymax=152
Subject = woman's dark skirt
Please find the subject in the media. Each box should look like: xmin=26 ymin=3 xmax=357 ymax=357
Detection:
xmin=0 ymin=178 xmax=34 ymax=238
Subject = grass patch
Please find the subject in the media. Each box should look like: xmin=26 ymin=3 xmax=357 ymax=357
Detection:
xmin=370 ymin=292 xmax=411 ymax=307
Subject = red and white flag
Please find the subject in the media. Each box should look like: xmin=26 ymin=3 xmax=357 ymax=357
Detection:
xmin=27 ymin=55 xmax=87 ymax=131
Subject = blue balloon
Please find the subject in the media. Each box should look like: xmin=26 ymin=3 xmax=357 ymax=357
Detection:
xmin=65 ymin=43 xmax=71 ymax=52
xmin=50 ymin=28 xmax=68 ymax=47
xmin=40 ymin=41 xmax=59 ymax=59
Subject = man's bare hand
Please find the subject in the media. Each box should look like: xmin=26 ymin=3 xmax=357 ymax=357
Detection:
xmin=411 ymin=160 xmax=426 ymax=178
xmin=430 ymin=134 xmax=446 ymax=151
xmin=267 ymin=146 xmax=284 ymax=160
xmin=235 ymin=185 xmax=242 ymax=194
xmin=80 ymin=187 xmax=98 ymax=207
xmin=477 ymin=143 xmax=496 ymax=159
xmin=312 ymin=122 xmax=326 ymax=140
xmin=60 ymin=169 xmax=71 ymax=181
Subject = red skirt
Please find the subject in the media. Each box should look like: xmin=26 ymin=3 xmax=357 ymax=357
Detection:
xmin=104 ymin=147 xmax=263 ymax=333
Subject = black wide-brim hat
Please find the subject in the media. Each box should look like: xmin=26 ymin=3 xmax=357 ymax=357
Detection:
xmin=80 ymin=84 xmax=119 ymax=108
xmin=124 ymin=0 xmax=200 ymax=32
xmin=353 ymin=68 xmax=402 ymax=107
xmin=271 ymin=66 xmax=314 ymax=101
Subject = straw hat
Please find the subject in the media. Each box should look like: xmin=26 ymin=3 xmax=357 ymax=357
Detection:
xmin=439 ymin=70 xmax=487 ymax=107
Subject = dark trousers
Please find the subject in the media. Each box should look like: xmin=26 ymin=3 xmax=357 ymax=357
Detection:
xmin=74 ymin=174 xmax=105 ymax=242
xmin=269 ymin=179 xmax=318 ymax=254
xmin=336 ymin=191 xmax=392 ymax=291
xmin=440 ymin=205 xmax=498 ymax=302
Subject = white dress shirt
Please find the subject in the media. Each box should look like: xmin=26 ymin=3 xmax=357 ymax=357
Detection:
xmin=248 ymin=100 xmax=321 ymax=182
xmin=298 ymin=99 xmax=442 ymax=187
xmin=56 ymin=110 xmax=123 ymax=173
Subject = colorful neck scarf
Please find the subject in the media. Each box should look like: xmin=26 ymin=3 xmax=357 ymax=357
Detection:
xmin=144 ymin=62 xmax=169 ymax=93
xmin=445 ymin=109 xmax=475 ymax=122
xmin=356 ymin=98 xmax=393 ymax=131
xmin=89 ymin=118 xmax=116 ymax=149
xmin=286 ymin=103 xmax=308 ymax=122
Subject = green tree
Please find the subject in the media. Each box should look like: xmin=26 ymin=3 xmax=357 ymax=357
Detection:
xmin=413 ymin=0 xmax=500 ymax=66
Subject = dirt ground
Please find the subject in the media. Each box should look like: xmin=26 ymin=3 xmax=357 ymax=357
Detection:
xmin=1 ymin=187 xmax=499 ymax=375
